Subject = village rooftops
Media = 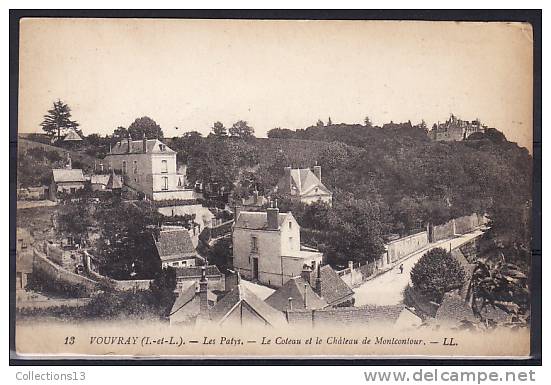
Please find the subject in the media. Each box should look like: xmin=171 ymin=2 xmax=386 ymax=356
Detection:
xmin=209 ymin=283 xmax=287 ymax=326
xmin=265 ymin=276 xmax=328 ymax=311
xmin=154 ymin=229 xmax=197 ymax=262
xmin=108 ymin=139 xmax=175 ymax=155
xmin=174 ymin=265 xmax=222 ymax=279
xmin=316 ymin=264 xmax=355 ymax=306
xmin=286 ymin=304 xmax=406 ymax=327
xmin=233 ymin=210 xmax=292 ymax=231
xmin=52 ymin=168 xmax=85 ymax=183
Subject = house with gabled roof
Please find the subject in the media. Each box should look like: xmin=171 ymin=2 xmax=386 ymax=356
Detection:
xmin=154 ymin=229 xmax=198 ymax=269
xmin=50 ymin=168 xmax=86 ymax=199
xmin=265 ymin=262 xmax=355 ymax=311
xmin=104 ymin=136 xmax=194 ymax=203
xmin=275 ymin=165 xmax=332 ymax=206
xmin=169 ymin=269 xmax=285 ymax=328
xmin=232 ymin=205 xmax=323 ymax=288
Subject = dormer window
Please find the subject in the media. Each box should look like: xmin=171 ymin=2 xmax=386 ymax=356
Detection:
xmin=159 ymin=144 xmax=166 ymax=152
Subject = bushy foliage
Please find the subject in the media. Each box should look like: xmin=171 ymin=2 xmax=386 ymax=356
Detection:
xmin=410 ymin=247 xmax=466 ymax=303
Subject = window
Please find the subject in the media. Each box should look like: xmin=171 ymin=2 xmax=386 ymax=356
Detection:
xmin=122 ymin=161 xmax=127 ymax=174
xmin=162 ymin=177 xmax=169 ymax=190
xmin=161 ymin=160 xmax=168 ymax=173
xmin=133 ymin=160 xmax=138 ymax=174
xmin=172 ymin=261 xmax=179 ymax=266
xmin=289 ymin=221 xmax=292 ymax=229
xmin=181 ymin=260 xmax=187 ymax=267
xmin=178 ymin=177 xmax=183 ymax=187
xmin=251 ymin=236 xmax=258 ymax=253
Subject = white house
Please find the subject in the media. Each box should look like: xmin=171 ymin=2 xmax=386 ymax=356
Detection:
xmin=275 ymin=165 xmax=332 ymax=206
xmin=104 ymin=136 xmax=194 ymax=202
xmin=232 ymin=205 xmax=323 ymax=288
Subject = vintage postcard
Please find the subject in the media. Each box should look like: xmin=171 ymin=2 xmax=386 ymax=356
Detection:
xmin=13 ymin=16 xmax=536 ymax=359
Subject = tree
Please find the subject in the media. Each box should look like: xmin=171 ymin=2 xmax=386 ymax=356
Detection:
xmin=410 ymin=248 xmax=466 ymax=303
xmin=210 ymin=121 xmax=228 ymax=139
xmin=40 ymin=100 xmax=80 ymax=140
xmin=149 ymin=267 xmax=177 ymax=315
xmin=111 ymin=126 xmax=129 ymax=143
xmin=267 ymin=127 xmax=296 ymax=139
xmin=327 ymin=116 xmax=333 ymax=126
xmin=229 ymin=120 xmax=255 ymax=140
xmin=127 ymin=117 xmax=164 ymax=140
xmin=95 ymin=201 xmax=164 ymax=280
xmin=470 ymin=258 xmax=529 ymax=323
xmin=316 ymin=119 xmax=324 ymax=128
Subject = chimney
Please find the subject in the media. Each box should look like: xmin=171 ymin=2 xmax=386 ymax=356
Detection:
xmin=313 ymin=165 xmax=322 ymax=182
xmin=142 ymin=132 xmax=147 ymax=153
xmin=266 ymin=203 xmax=279 ymax=230
xmin=314 ymin=264 xmax=322 ymax=297
xmin=300 ymin=264 xmax=312 ymax=285
xmin=126 ymin=136 xmax=131 ymax=154
xmin=199 ymin=266 xmax=208 ymax=314
xmin=288 ymin=297 xmax=293 ymax=311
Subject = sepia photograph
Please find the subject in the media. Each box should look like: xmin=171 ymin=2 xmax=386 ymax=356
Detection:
xmin=10 ymin=12 xmax=539 ymax=361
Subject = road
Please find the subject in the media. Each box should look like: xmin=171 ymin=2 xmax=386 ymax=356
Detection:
xmin=353 ymin=229 xmax=484 ymax=306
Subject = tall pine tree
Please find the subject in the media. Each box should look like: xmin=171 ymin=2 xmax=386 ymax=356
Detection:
xmin=40 ymin=100 xmax=80 ymax=140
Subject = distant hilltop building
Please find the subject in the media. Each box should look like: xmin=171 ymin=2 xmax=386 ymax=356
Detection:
xmin=105 ymin=136 xmax=193 ymax=201
xmin=428 ymin=114 xmax=487 ymax=141
xmin=274 ymin=165 xmax=332 ymax=206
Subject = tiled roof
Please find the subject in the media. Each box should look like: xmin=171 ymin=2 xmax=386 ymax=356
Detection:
xmin=277 ymin=168 xmax=331 ymax=196
xmin=62 ymin=129 xmax=83 ymax=141
xmin=90 ymin=174 xmax=110 ymax=185
xmin=318 ymin=265 xmax=354 ymax=306
xmin=106 ymin=171 xmax=123 ymax=189
xmin=174 ymin=265 xmax=222 ymax=278
xmin=108 ymin=139 xmax=175 ymax=155
xmin=233 ymin=211 xmax=290 ymax=230
xmin=169 ymin=281 xmax=197 ymax=316
xmin=265 ymin=277 xmax=327 ymax=311
xmin=209 ymin=284 xmax=286 ymax=326
xmin=155 ymin=229 xmax=196 ymax=261
xmin=52 ymin=169 xmax=85 ymax=183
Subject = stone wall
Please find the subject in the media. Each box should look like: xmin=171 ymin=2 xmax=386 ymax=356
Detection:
xmin=33 ymin=248 xmax=98 ymax=295
xmin=386 ymin=231 xmax=429 ymax=263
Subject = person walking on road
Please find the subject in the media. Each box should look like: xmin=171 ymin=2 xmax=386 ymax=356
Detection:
xmin=399 ymin=264 xmax=404 ymax=274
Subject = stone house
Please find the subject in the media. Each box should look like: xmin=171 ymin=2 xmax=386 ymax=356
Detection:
xmin=104 ymin=136 xmax=194 ymax=202
xmin=275 ymin=165 xmax=332 ymax=206
xmin=49 ymin=168 xmax=86 ymax=199
xmin=232 ymin=206 xmax=323 ymax=287
xmin=154 ymin=229 xmax=198 ymax=269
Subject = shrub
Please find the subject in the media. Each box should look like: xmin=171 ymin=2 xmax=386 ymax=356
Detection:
xmin=410 ymin=247 xmax=465 ymax=303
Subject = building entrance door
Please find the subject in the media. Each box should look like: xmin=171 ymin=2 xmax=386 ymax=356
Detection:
xmin=252 ymin=258 xmax=259 ymax=280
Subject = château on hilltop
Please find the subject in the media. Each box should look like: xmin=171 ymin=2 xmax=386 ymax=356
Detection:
xmin=428 ymin=114 xmax=488 ymax=141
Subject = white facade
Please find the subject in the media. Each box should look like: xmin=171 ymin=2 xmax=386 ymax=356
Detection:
xmin=232 ymin=209 xmax=323 ymax=288
xmin=104 ymin=139 xmax=193 ymax=201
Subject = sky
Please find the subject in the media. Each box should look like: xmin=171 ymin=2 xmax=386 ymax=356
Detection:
xmin=19 ymin=19 xmax=533 ymax=150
